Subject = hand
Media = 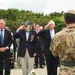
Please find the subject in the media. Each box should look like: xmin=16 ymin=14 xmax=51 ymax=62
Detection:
xmin=0 ymin=47 xmax=8 ymax=52
xmin=44 ymin=24 xmax=49 ymax=29
xmin=33 ymin=53 xmax=37 ymax=57
xmin=17 ymin=25 xmax=24 ymax=31
xmin=0 ymin=48 xmax=5 ymax=52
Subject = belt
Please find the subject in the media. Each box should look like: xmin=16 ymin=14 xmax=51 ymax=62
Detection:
xmin=60 ymin=61 xmax=75 ymax=66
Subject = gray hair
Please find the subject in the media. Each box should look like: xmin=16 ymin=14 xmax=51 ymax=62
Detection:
xmin=0 ymin=19 xmax=6 ymax=25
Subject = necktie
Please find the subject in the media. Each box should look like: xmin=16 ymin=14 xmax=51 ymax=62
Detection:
xmin=0 ymin=30 xmax=3 ymax=46
xmin=0 ymin=33 xmax=1 ymax=45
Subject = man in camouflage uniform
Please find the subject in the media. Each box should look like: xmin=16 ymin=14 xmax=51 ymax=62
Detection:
xmin=50 ymin=10 xmax=75 ymax=75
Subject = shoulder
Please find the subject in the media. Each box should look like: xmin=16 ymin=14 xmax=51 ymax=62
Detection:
xmin=55 ymin=29 xmax=67 ymax=36
xmin=54 ymin=29 xmax=59 ymax=32
xmin=18 ymin=29 xmax=25 ymax=33
xmin=53 ymin=30 xmax=67 ymax=43
xmin=43 ymin=29 xmax=50 ymax=33
xmin=5 ymin=29 xmax=11 ymax=34
xmin=45 ymin=29 xmax=49 ymax=31
xmin=30 ymin=29 xmax=35 ymax=31
xmin=30 ymin=29 xmax=36 ymax=33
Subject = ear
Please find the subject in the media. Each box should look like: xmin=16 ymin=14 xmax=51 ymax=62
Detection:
xmin=64 ymin=20 xmax=66 ymax=24
xmin=54 ymin=24 xmax=55 ymax=27
xmin=29 ymin=25 xmax=30 ymax=28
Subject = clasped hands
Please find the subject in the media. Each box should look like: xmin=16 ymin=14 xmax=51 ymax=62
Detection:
xmin=0 ymin=47 xmax=8 ymax=52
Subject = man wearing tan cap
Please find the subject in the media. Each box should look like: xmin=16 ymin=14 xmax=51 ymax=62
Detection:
xmin=0 ymin=19 xmax=12 ymax=75
xmin=14 ymin=21 xmax=37 ymax=75
xmin=50 ymin=10 xmax=75 ymax=75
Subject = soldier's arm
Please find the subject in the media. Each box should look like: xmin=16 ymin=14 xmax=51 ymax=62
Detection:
xmin=50 ymin=35 xmax=60 ymax=57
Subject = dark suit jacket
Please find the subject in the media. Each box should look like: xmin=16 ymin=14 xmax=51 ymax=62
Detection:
xmin=37 ymin=29 xmax=59 ymax=55
xmin=14 ymin=29 xmax=36 ymax=57
xmin=0 ymin=29 xmax=13 ymax=56
xmin=35 ymin=36 xmax=43 ymax=51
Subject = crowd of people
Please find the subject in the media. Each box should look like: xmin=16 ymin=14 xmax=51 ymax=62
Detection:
xmin=0 ymin=9 xmax=75 ymax=75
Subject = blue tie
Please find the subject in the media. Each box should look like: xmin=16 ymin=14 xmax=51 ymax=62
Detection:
xmin=0 ymin=30 xmax=3 ymax=46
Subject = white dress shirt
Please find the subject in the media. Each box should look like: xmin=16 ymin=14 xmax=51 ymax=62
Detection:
xmin=26 ymin=30 xmax=29 ymax=41
xmin=50 ymin=29 xmax=55 ymax=40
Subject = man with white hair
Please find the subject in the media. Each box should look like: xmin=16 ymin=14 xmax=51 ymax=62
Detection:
xmin=37 ymin=20 xmax=59 ymax=75
xmin=0 ymin=19 xmax=12 ymax=75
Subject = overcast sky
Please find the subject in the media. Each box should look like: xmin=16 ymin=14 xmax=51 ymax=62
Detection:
xmin=0 ymin=0 xmax=75 ymax=14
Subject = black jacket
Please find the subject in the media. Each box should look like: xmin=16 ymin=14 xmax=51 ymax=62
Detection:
xmin=0 ymin=29 xmax=13 ymax=56
xmin=14 ymin=29 xmax=36 ymax=57
xmin=37 ymin=29 xmax=59 ymax=55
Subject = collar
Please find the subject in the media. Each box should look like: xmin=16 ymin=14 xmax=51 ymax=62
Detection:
xmin=50 ymin=29 xmax=54 ymax=31
xmin=0 ymin=29 xmax=4 ymax=31
xmin=26 ymin=29 xmax=30 ymax=32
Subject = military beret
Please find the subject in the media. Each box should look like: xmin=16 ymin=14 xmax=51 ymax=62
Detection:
xmin=65 ymin=10 xmax=75 ymax=15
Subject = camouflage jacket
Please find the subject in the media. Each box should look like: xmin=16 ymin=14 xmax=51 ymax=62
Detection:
xmin=50 ymin=27 xmax=75 ymax=61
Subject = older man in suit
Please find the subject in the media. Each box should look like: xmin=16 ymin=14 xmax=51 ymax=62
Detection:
xmin=14 ymin=21 xmax=37 ymax=75
xmin=0 ymin=19 xmax=13 ymax=75
xmin=37 ymin=20 xmax=59 ymax=75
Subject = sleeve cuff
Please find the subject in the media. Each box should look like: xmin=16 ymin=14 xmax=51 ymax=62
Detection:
xmin=6 ymin=46 xmax=9 ymax=49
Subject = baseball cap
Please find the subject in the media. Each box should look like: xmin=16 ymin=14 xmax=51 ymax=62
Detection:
xmin=24 ymin=21 xmax=30 ymax=26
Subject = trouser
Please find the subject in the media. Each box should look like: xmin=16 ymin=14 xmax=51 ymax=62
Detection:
xmin=0 ymin=53 xmax=10 ymax=75
xmin=20 ymin=49 xmax=34 ymax=75
xmin=35 ymin=48 xmax=43 ymax=67
xmin=59 ymin=65 xmax=75 ymax=75
xmin=45 ymin=53 xmax=59 ymax=75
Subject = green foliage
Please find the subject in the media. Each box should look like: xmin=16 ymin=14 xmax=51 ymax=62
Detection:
xmin=0 ymin=8 xmax=64 ymax=32
xmin=52 ymin=16 xmax=64 ymax=30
